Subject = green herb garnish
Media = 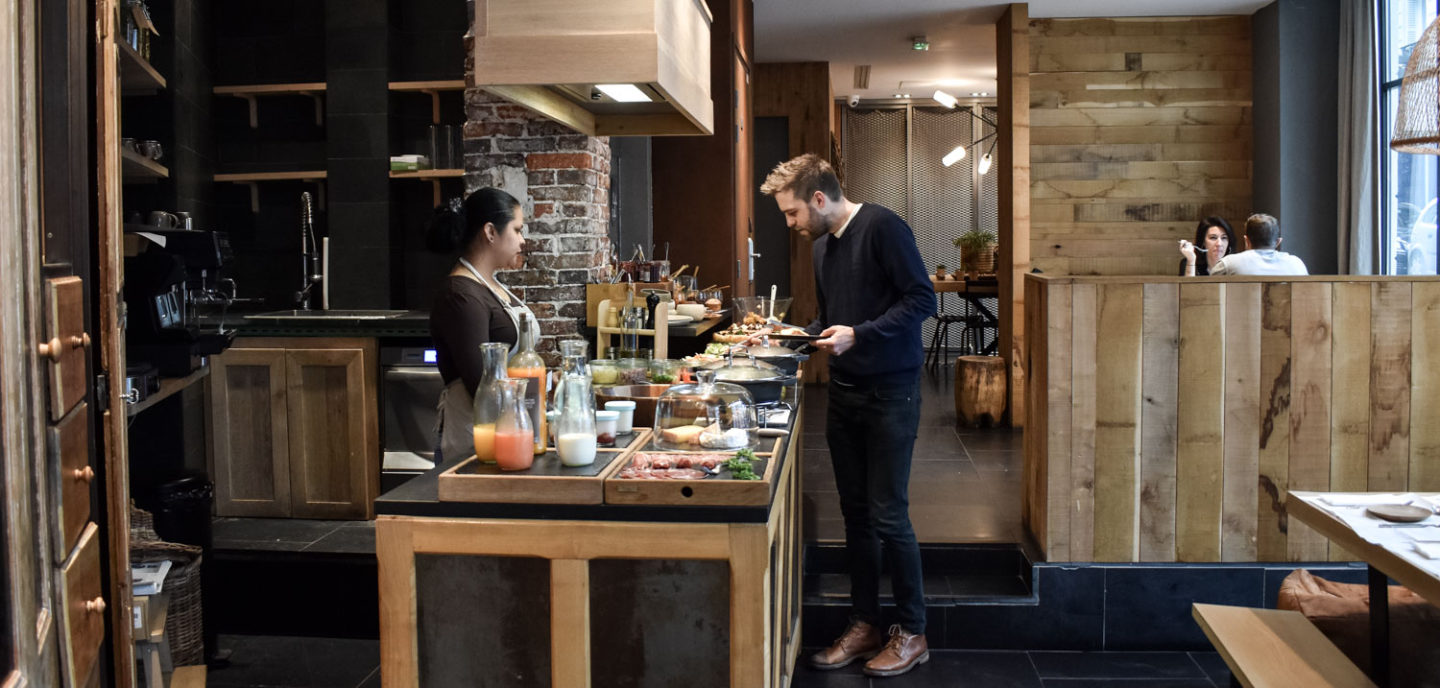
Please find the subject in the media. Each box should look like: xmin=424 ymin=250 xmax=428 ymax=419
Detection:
xmin=722 ymin=448 xmax=761 ymax=480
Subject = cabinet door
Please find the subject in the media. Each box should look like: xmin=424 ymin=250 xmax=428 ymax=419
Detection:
xmin=209 ymin=348 xmax=291 ymax=517
xmin=286 ymin=346 xmax=378 ymax=519
xmin=58 ymin=523 xmax=105 ymax=688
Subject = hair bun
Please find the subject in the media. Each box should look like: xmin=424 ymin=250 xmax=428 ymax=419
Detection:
xmin=425 ymin=203 xmax=467 ymax=253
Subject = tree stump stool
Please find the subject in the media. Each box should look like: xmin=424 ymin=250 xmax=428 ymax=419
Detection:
xmin=955 ymin=356 xmax=1006 ymax=427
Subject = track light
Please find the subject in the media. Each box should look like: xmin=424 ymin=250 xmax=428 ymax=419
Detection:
xmin=977 ymin=153 xmax=992 ymax=175
xmin=932 ymin=90 xmax=958 ymax=109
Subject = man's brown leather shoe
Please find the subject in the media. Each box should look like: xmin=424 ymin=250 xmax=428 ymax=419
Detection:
xmin=863 ymin=624 xmax=929 ymax=677
xmin=809 ymin=619 xmax=884 ymax=670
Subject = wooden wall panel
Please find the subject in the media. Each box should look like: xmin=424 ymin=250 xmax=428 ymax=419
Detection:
xmin=1029 ymin=17 xmax=1252 ymax=276
xmin=1221 ymin=283 xmax=1260 ymax=562
xmin=1139 ymin=283 xmax=1179 ymax=561
xmin=1411 ymin=283 xmax=1440 ymax=491
xmin=1369 ymin=283 xmax=1412 ymax=491
xmin=1176 ymin=283 xmax=1224 ymax=561
xmin=1023 ymin=278 xmax=1049 ymax=550
xmin=1256 ymin=284 xmax=1291 ymax=562
xmin=1287 ymin=283 xmax=1332 ymax=561
xmin=1000 ymin=3 xmax=1032 ymax=426
xmin=1092 ymin=284 xmax=1143 ymax=561
xmin=1069 ymin=283 xmax=1097 ymax=561
xmin=1028 ymin=275 xmax=1440 ymax=564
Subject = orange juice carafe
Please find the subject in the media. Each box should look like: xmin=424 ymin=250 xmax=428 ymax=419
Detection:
xmin=507 ymin=314 xmax=549 ymax=454
xmin=471 ymin=342 xmax=510 ymax=463
xmin=494 ymin=378 xmax=534 ymax=470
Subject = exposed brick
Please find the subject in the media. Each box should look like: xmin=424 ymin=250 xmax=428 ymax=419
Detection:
xmin=556 ymin=169 xmax=600 ymax=187
xmin=529 ymin=186 xmax=593 ymax=203
xmin=559 ymin=235 xmax=604 ymax=252
xmin=497 ymin=268 xmax=554 ymax=287
xmin=466 ymin=152 xmax=526 ymax=170
xmin=540 ymin=319 xmax=579 ymax=336
xmin=526 ymin=285 xmax=585 ymax=302
xmin=527 ymin=253 xmax=603 ymax=271
xmin=526 ymin=152 xmax=593 ymax=171
xmin=494 ymin=104 xmax=538 ymax=120
xmin=527 ymin=302 xmax=558 ymax=319
xmin=470 ymin=122 xmax=524 ymax=138
xmin=532 ymin=202 xmax=555 ymax=218
xmin=521 ymin=236 xmax=553 ymax=253
xmin=555 ymin=135 xmax=590 ymax=149
xmin=558 ymin=301 xmax=589 ymax=319
xmin=463 ymin=138 xmax=492 ymax=155
xmin=526 ymin=119 xmax=583 ymax=137
xmin=527 ymin=170 xmax=556 ymax=186
xmin=495 ymin=138 xmax=559 ymax=153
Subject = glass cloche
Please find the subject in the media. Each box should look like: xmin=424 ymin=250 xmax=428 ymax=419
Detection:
xmin=652 ymin=369 xmax=759 ymax=451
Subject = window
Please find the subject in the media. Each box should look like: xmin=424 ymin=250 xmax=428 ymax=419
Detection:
xmin=1381 ymin=0 xmax=1439 ymax=274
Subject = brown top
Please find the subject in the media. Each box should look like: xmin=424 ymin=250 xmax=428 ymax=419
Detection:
xmin=429 ymin=276 xmax=518 ymax=395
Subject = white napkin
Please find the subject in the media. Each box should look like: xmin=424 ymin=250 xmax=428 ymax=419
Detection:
xmin=1413 ymin=542 xmax=1440 ymax=559
xmin=1320 ymin=494 xmax=1428 ymax=508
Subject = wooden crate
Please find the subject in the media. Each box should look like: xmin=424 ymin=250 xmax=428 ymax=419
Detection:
xmin=438 ymin=430 xmax=649 ymax=504
xmin=604 ymin=437 xmax=783 ymax=506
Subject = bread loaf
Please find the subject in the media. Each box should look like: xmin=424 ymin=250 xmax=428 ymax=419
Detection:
xmin=660 ymin=424 xmax=705 ymax=445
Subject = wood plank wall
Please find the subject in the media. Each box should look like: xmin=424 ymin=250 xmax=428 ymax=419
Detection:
xmin=1029 ymin=17 xmax=1253 ymax=276
xmin=1000 ymin=4 xmax=1033 ymax=426
xmin=1024 ymin=275 xmax=1440 ymax=563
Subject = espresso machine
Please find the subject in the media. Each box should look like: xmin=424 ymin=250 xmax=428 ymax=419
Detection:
xmin=124 ymin=224 xmax=237 ymax=375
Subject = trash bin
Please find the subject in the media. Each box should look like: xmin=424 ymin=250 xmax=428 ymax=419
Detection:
xmin=151 ymin=473 xmax=213 ymax=550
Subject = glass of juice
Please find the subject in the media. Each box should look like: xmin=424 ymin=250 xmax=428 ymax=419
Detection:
xmin=494 ymin=378 xmax=535 ymax=471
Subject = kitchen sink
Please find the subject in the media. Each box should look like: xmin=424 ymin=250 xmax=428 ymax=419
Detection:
xmin=244 ymin=309 xmax=410 ymax=320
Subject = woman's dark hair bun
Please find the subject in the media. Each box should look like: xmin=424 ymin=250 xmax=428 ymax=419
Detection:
xmin=425 ymin=188 xmax=521 ymax=254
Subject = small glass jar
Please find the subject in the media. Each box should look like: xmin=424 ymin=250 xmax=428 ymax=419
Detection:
xmin=589 ymin=359 xmax=622 ymax=386
xmin=604 ymin=400 xmax=636 ymax=434
xmin=595 ymin=410 xmax=620 ymax=447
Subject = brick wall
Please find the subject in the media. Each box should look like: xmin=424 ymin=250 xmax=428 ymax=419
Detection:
xmin=462 ymin=39 xmax=612 ymax=364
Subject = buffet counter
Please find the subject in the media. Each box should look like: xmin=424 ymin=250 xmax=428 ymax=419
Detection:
xmin=374 ymin=385 xmax=805 ymax=687
xmin=1023 ymin=274 xmax=1440 ymax=565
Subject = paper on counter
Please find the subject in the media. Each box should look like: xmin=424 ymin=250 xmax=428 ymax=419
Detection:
xmin=1413 ymin=542 xmax=1440 ymax=560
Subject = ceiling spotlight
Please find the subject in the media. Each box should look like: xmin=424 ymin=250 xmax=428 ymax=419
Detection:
xmin=903 ymin=93 xmax=910 ymax=98
xmin=970 ymin=92 xmax=980 ymax=97
xmin=977 ymin=153 xmax=993 ymax=175
xmin=911 ymin=36 xmax=930 ymax=51
xmin=981 ymin=92 xmax=989 ymax=97
xmin=596 ymin=84 xmax=651 ymax=103
xmin=942 ymin=145 xmax=967 ymax=167
xmin=932 ymin=90 xmax=958 ymax=108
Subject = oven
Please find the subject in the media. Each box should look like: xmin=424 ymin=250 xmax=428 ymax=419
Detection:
xmin=380 ymin=346 xmax=444 ymax=490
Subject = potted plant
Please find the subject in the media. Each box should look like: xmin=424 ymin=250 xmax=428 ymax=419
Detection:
xmin=935 ymin=264 xmax=947 ymax=280
xmin=953 ymin=229 xmax=997 ymax=278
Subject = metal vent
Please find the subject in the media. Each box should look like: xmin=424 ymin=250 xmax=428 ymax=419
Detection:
xmin=853 ymin=65 xmax=871 ymax=90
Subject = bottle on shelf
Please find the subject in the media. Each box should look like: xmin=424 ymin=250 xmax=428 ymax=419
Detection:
xmin=471 ymin=342 xmax=510 ymax=463
xmin=507 ymin=314 xmax=548 ymax=455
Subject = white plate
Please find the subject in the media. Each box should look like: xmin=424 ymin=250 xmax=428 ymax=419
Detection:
xmin=667 ymin=314 xmax=694 ymax=324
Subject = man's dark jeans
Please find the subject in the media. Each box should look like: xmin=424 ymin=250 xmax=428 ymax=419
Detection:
xmin=825 ymin=373 xmax=926 ymax=635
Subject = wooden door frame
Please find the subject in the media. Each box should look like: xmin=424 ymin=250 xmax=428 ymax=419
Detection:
xmin=0 ymin=0 xmax=62 ymax=684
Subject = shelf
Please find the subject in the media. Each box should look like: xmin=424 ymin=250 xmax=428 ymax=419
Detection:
xmin=390 ymin=80 xmax=464 ymax=123
xmin=117 ymin=40 xmax=166 ymax=93
xmin=120 ymin=148 xmax=169 ymax=181
xmin=388 ymin=169 xmax=464 ymax=179
xmin=214 ymin=171 xmax=327 ymax=182
xmin=214 ymin=83 xmax=327 ymax=127
xmin=388 ymin=80 xmax=465 ymax=92
xmin=215 ymin=171 xmax=327 ymax=212
xmin=126 ymin=366 xmax=210 ymax=417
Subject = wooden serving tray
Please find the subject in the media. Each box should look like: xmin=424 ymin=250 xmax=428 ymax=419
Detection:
xmin=633 ymin=434 xmax=783 ymax=457
xmin=604 ymin=444 xmax=781 ymax=506
xmin=437 ymin=430 xmax=649 ymax=504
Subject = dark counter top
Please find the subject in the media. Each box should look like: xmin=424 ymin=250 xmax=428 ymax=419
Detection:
xmin=375 ymin=384 xmax=803 ymax=523
xmin=198 ymin=309 xmax=431 ymax=338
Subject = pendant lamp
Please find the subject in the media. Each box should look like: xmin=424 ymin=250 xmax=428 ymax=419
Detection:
xmin=1393 ymin=16 xmax=1440 ymax=153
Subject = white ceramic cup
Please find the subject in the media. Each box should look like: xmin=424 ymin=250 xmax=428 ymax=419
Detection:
xmin=604 ymin=400 xmax=636 ymax=433
xmin=674 ymin=303 xmax=707 ymax=320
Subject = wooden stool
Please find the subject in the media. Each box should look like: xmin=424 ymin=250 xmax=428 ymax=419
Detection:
xmin=954 ymin=356 xmax=1005 ymax=427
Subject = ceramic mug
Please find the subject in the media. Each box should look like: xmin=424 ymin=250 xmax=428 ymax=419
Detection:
xmin=138 ymin=140 xmax=163 ymax=161
xmin=147 ymin=211 xmax=179 ymax=228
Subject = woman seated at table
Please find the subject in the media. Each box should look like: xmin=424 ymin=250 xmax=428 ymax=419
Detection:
xmin=1178 ymin=216 xmax=1237 ymax=276
xmin=427 ymin=187 xmax=537 ymax=463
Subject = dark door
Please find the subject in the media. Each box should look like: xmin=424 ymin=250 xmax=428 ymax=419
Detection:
xmin=752 ymin=116 xmax=790 ymax=298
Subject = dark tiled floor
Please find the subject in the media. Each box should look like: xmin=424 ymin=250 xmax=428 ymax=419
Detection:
xmin=802 ymin=371 xmax=1026 ymax=543
xmin=793 ymin=649 xmax=1231 ymax=687
xmin=205 ymin=634 xmax=1231 ymax=688
xmin=213 ymin=517 xmax=375 ymax=553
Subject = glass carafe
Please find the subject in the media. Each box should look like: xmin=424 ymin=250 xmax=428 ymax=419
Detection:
xmin=554 ymin=373 xmax=598 ymax=467
xmin=494 ymin=378 xmax=535 ymax=471
xmin=551 ymin=341 xmax=590 ymax=445
xmin=471 ymin=342 xmax=510 ymax=463
xmin=507 ymin=314 xmax=548 ymax=455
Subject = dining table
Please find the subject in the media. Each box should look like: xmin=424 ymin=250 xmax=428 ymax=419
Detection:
xmin=926 ymin=276 xmax=1000 ymax=366
xmin=1287 ymin=491 xmax=1440 ymax=688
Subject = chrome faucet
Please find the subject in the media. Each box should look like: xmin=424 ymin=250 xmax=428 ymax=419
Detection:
xmin=296 ymin=191 xmax=322 ymax=309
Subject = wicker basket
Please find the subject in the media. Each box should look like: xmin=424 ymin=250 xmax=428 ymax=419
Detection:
xmin=130 ymin=505 xmax=205 ymax=665
xmin=163 ymin=556 xmax=205 ymax=666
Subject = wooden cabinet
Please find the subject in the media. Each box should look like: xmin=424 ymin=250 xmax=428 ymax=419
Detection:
xmin=209 ymin=338 xmax=378 ymax=519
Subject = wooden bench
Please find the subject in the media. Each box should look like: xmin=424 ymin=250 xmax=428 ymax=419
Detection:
xmin=1191 ymin=603 xmax=1376 ymax=688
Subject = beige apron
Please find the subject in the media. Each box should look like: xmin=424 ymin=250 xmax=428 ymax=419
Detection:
xmin=436 ymin=259 xmax=538 ymax=463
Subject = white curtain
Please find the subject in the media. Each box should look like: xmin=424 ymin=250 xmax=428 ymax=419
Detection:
xmin=1338 ymin=0 xmax=1379 ymax=274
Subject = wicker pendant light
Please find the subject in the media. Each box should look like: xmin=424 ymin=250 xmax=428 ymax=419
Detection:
xmin=1393 ymin=16 xmax=1440 ymax=153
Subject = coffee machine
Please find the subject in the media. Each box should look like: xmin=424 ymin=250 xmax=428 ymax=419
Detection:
xmin=124 ymin=224 xmax=237 ymax=375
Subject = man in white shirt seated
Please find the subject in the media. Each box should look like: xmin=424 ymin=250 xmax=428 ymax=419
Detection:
xmin=1208 ymin=213 xmax=1309 ymax=276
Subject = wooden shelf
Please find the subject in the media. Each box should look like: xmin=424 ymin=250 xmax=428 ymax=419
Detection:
xmin=126 ymin=366 xmax=210 ymax=417
xmin=120 ymin=148 xmax=168 ymax=181
xmin=117 ymin=40 xmax=166 ymax=93
xmin=214 ymin=171 xmax=327 ymax=182
xmin=388 ymin=80 xmax=465 ymax=92
xmin=215 ymin=171 xmax=327 ymax=212
xmin=388 ymin=169 xmax=464 ymax=179
xmin=214 ymin=83 xmax=327 ymax=127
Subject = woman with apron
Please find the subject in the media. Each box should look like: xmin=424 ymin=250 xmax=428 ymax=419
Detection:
xmin=426 ymin=187 xmax=538 ymax=464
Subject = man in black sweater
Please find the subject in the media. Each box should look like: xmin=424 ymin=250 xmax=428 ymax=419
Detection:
xmin=761 ymin=154 xmax=935 ymax=677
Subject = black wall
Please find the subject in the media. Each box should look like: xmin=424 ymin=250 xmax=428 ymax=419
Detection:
xmin=1252 ymin=0 xmax=1341 ymax=274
